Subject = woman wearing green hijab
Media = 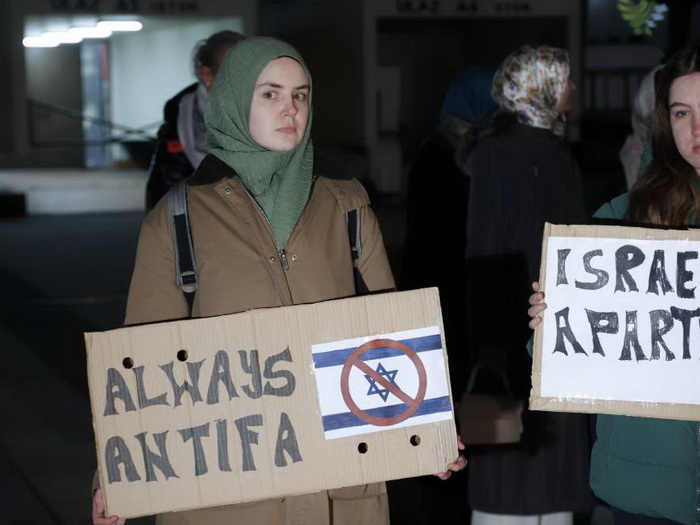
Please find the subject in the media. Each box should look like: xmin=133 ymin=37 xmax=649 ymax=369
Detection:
xmin=205 ymin=36 xmax=315 ymax=251
xmin=93 ymin=37 xmax=408 ymax=525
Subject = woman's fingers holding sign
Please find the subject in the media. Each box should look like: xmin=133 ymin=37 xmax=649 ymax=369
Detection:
xmin=92 ymin=488 xmax=125 ymax=525
xmin=528 ymin=281 xmax=547 ymax=329
xmin=435 ymin=435 xmax=467 ymax=480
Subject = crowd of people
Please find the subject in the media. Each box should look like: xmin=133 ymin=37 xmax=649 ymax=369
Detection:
xmin=93 ymin=26 xmax=700 ymax=525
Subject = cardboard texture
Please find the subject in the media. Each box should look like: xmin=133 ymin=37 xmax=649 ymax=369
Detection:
xmin=86 ymin=288 xmax=457 ymax=518
xmin=532 ymin=223 xmax=700 ymax=421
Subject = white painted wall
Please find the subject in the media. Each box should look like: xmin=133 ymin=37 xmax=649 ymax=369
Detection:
xmin=2 ymin=0 xmax=256 ymax=167
xmin=109 ymin=17 xmax=244 ymax=137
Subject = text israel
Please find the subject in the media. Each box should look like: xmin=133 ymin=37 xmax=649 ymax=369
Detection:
xmin=552 ymin=245 xmax=699 ymax=360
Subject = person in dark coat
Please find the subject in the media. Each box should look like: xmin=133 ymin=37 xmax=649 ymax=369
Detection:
xmin=400 ymin=66 xmax=497 ymax=397
xmin=145 ymin=30 xmax=245 ymax=210
xmin=463 ymin=45 xmax=593 ymax=525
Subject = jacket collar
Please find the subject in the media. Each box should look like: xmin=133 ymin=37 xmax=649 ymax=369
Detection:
xmin=188 ymin=154 xmax=320 ymax=188
xmin=187 ymin=154 xmax=237 ymax=186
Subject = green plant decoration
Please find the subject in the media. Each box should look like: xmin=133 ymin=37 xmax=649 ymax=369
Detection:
xmin=617 ymin=0 xmax=669 ymax=36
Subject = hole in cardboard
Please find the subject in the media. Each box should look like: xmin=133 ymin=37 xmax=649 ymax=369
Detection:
xmin=410 ymin=435 xmax=421 ymax=446
xmin=122 ymin=357 xmax=134 ymax=369
xmin=177 ymin=350 xmax=188 ymax=362
xmin=357 ymin=442 xmax=368 ymax=454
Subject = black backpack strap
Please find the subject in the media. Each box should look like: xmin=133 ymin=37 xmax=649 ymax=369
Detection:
xmin=168 ymin=180 xmax=198 ymax=316
xmin=346 ymin=208 xmax=369 ymax=295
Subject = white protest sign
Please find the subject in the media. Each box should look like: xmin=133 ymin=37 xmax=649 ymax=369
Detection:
xmin=531 ymin=223 xmax=700 ymax=420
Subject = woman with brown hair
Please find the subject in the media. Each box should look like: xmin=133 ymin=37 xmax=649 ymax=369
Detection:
xmin=529 ymin=42 xmax=700 ymax=525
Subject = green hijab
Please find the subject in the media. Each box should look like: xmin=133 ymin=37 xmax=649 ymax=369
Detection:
xmin=205 ymin=36 xmax=313 ymax=250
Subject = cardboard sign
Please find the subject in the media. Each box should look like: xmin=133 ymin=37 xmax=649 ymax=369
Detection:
xmin=531 ymin=223 xmax=700 ymax=421
xmin=86 ymin=288 xmax=457 ymax=518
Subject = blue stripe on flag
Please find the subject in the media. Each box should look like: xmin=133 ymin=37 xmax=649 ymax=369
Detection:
xmin=313 ymin=334 xmax=442 ymax=369
xmin=321 ymin=395 xmax=451 ymax=431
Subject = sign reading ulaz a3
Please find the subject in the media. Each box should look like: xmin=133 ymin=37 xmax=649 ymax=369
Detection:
xmin=394 ymin=1 xmax=531 ymax=14
xmin=49 ymin=0 xmax=199 ymax=13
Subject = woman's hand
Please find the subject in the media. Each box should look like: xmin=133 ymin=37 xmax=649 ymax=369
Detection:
xmin=92 ymin=488 xmax=125 ymax=525
xmin=435 ymin=435 xmax=467 ymax=480
xmin=528 ymin=281 xmax=547 ymax=329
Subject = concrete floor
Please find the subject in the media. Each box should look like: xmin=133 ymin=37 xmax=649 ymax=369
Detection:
xmin=0 ymin=212 xmax=148 ymax=525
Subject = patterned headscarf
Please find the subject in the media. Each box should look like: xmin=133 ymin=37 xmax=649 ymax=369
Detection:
xmin=492 ymin=46 xmax=570 ymax=136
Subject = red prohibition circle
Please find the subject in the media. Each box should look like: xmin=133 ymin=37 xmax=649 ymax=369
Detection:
xmin=339 ymin=338 xmax=427 ymax=427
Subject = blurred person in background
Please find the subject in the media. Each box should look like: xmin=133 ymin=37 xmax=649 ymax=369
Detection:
xmin=145 ymin=30 xmax=245 ymax=210
xmin=619 ymin=65 xmax=663 ymax=189
xmin=400 ymin=66 xmax=497 ymax=399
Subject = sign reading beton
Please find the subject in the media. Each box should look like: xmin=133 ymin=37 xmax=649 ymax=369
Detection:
xmin=86 ymin=288 xmax=457 ymax=518
xmin=532 ymin=223 xmax=700 ymax=421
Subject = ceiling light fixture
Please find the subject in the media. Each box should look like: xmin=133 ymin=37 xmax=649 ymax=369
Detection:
xmin=68 ymin=27 xmax=112 ymax=39
xmin=22 ymin=36 xmax=59 ymax=48
xmin=23 ymin=19 xmax=142 ymax=48
xmin=42 ymin=31 xmax=83 ymax=44
xmin=96 ymin=20 xmax=142 ymax=32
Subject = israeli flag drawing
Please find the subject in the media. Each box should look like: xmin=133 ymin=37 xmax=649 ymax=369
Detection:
xmin=311 ymin=326 xmax=452 ymax=439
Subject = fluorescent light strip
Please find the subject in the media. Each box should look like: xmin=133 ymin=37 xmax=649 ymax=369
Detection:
xmin=42 ymin=31 xmax=83 ymax=44
xmin=97 ymin=20 xmax=142 ymax=32
xmin=23 ymin=36 xmax=58 ymax=48
xmin=68 ymin=27 xmax=112 ymax=39
xmin=23 ymin=19 xmax=141 ymax=48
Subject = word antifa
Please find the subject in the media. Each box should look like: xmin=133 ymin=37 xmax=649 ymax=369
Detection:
xmin=104 ymin=347 xmax=296 ymax=416
xmin=105 ymin=412 xmax=302 ymax=484
xmin=552 ymin=245 xmax=699 ymax=360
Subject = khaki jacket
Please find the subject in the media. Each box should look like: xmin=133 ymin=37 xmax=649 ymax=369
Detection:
xmin=125 ymin=155 xmax=395 ymax=525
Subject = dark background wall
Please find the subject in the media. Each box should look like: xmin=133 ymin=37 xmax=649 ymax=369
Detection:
xmin=0 ymin=1 xmax=13 ymax=155
xmin=377 ymin=16 xmax=568 ymax=155
xmin=258 ymin=0 xmax=366 ymax=149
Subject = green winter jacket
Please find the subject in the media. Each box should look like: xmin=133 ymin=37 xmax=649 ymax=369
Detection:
xmin=591 ymin=193 xmax=700 ymax=524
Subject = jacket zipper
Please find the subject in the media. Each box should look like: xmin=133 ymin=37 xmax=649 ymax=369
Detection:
xmin=236 ymin=177 xmax=309 ymax=278
xmin=279 ymin=249 xmax=289 ymax=272
xmin=232 ymin=177 xmax=315 ymax=275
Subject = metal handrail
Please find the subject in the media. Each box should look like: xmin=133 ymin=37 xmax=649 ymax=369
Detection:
xmin=27 ymin=98 xmax=160 ymax=147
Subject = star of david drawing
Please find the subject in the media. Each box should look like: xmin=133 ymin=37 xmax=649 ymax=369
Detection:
xmin=365 ymin=362 xmax=399 ymax=402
